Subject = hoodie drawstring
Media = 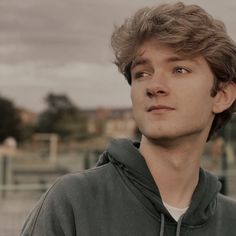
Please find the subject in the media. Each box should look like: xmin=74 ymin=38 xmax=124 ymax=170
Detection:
xmin=160 ymin=214 xmax=165 ymax=236
xmin=176 ymin=214 xmax=184 ymax=236
xmin=159 ymin=213 xmax=184 ymax=236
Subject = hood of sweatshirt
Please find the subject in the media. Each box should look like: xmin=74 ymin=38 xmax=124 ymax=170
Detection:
xmin=97 ymin=138 xmax=221 ymax=227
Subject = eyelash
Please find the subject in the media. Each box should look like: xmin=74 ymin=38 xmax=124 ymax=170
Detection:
xmin=132 ymin=66 xmax=191 ymax=80
xmin=173 ymin=67 xmax=191 ymax=74
xmin=133 ymin=71 xmax=150 ymax=79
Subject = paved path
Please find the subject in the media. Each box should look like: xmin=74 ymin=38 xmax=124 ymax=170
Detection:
xmin=0 ymin=192 xmax=41 ymax=236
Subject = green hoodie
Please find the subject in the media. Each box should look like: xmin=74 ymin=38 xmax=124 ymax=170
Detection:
xmin=21 ymin=139 xmax=236 ymax=236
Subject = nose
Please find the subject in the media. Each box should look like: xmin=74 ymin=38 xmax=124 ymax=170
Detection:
xmin=146 ymin=72 xmax=169 ymax=98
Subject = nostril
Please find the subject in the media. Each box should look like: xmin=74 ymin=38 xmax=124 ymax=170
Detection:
xmin=146 ymin=88 xmax=167 ymax=97
xmin=146 ymin=90 xmax=153 ymax=97
xmin=157 ymin=90 xmax=166 ymax=94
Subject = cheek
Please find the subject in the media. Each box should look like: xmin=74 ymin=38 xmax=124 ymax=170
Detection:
xmin=181 ymin=91 xmax=214 ymax=121
xmin=130 ymin=86 xmax=142 ymax=106
xmin=182 ymin=81 xmax=213 ymax=104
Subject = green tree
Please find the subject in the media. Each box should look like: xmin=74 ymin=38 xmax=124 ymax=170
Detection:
xmin=37 ymin=93 xmax=87 ymax=140
xmin=0 ymin=95 xmax=22 ymax=142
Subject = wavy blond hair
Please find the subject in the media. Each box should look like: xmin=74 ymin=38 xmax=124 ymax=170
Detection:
xmin=111 ymin=2 xmax=236 ymax=140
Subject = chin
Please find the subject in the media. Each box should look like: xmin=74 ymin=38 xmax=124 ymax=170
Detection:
xmin=142 ymin=127 xmax=209 ymax=145
xmin=141 ymin=130 xmax=176 ymax=142
xmin=140 ymin=125 xmax=173 ymax=137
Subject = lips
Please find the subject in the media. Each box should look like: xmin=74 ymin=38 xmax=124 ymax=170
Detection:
xmin=147 ymin=105 xmax=175 ymax=112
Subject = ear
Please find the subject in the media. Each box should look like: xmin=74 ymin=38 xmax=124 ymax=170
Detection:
xmin=213 ymin=82 xmax=236 ymax=114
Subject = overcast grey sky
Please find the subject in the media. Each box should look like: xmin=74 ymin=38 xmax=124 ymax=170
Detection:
xmin=0 ymin=0 xmax=236 ymax=112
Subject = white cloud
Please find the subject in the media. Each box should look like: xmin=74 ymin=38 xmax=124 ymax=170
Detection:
xmin=0 ymin=61 xmax=131 ymax=111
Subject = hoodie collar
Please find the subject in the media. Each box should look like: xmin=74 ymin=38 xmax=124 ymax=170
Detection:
xmin=101 ymin=138 xmax=221 ymax=226
xmin=106 ymin=139 xmax=157 ymax=188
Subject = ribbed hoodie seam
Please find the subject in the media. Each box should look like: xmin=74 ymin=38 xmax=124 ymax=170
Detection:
xmin=113 ymin=164 xmax=164 ymax=222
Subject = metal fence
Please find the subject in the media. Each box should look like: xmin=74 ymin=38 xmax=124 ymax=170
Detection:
xmin=0 ymin=151 xmax=99 ymax=236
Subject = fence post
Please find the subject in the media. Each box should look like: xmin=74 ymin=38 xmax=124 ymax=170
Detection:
xmin=1 ymin=156 xmax=7 ymax=198
xmin=0 ymin=155 xmax=12 ymax=198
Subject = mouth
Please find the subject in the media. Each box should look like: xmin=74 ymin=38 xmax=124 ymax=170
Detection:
xmin=147 ymin=105 xmax=175 ymax=113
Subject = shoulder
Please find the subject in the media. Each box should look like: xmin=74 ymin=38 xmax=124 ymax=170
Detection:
xmin=38 ymin=162 xmax=121 ymax=217
xmin=217 ymin=193 xmax=236 ymax=207
xmin=21 ymin=163 xmax=117 ymax=235
xmin=46 ymin=162 xmax=116 ymax=199
xmin=29 ymin=162 xmax=117 ymax=213
xmin=57 ymin=162 xmax=116 ymax=189
xmin=217 ymin=193 xmax=236 ymax=218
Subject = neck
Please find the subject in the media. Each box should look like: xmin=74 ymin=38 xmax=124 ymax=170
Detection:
xmin=139 ymin=134 xmax=206 ymax=208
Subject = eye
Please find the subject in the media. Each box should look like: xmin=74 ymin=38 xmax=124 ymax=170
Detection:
xmin=132 ymin=71 xmax=150 ymax=80
xmin=173 ymin=67 xmax=190 ymax=74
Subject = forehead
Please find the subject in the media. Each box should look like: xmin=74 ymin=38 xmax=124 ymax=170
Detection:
xmin=135 ymin=40 xmax=190 ymax=60
xmin=131 ymin=40 xmax=203 ymax=68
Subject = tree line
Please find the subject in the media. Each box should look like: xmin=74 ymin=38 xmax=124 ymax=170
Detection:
xmin=0 ymin=93 xmax=88 ymax=144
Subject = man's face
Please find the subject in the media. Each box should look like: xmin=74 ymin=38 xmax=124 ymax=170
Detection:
xmin=130 ymin=40 xmax=217 ymax=143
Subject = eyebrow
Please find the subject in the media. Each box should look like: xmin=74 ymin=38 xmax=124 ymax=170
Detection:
xmin=130 ymin=58 xmax=151 ymax=70
xmin=166 ymin=56 xmax=200 ymax=65
xmin=131 ymin=55 xmax=196 ymax=70
xmin=166 ymin=56 xmax=187 ymax=63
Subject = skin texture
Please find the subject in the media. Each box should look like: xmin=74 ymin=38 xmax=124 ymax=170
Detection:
xmin=130 ymin=40 xmax=216 ymax=144
xmin=130 ymin=40 xmax=236 ymax=207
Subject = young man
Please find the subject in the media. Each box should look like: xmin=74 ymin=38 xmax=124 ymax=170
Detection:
xmin=21 ymin=2 xmax=236 ymax=235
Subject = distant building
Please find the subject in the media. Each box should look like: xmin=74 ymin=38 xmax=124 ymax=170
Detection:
xmin=83 ymin=107 xmax=136 ymax=139
xmin=104 ymin=108 xmax=136 ymax=139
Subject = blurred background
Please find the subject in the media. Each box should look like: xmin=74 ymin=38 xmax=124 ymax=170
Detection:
xmin=0 ymin=0 xmax=235 ymax=235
